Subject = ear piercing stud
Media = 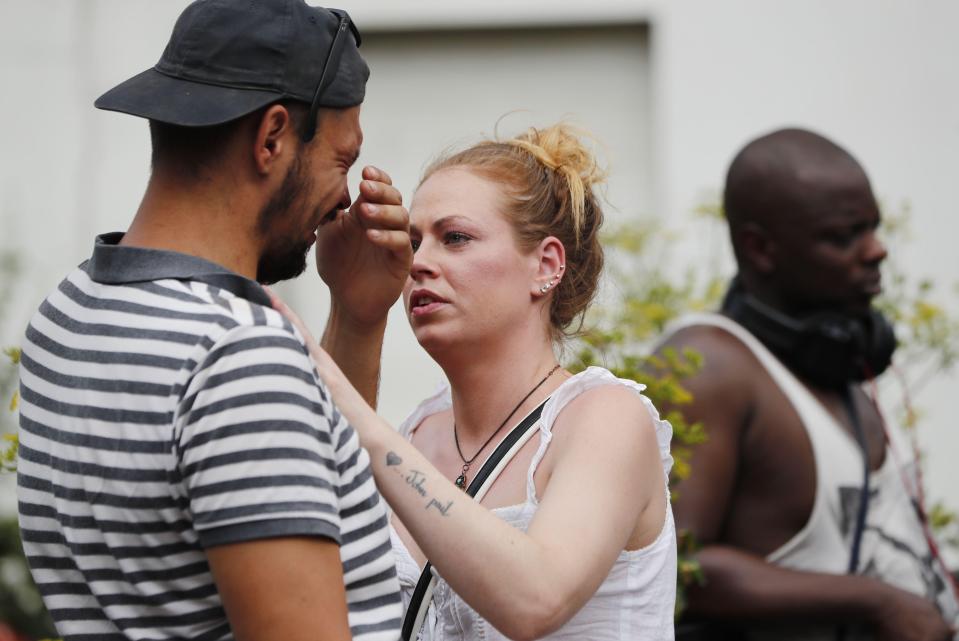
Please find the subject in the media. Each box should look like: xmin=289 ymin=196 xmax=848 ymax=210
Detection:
xmin=539 ymin=265 xmax=565 ymax=294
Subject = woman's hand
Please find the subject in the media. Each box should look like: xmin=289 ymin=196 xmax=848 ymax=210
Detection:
xmin=266 ymin=288 xmax=381 ymax=437
xmin=316 ymin=166 xmax=412 ymax=329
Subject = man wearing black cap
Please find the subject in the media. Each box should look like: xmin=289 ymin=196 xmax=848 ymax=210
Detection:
xmin=660 ymin=128 xmax=958 ymax=641
xmin=17 ymin=1 xmax=407 ymax=640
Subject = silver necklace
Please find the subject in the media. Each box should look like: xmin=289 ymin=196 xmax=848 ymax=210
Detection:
xmin=452 ymin=364 xmax=561 ymax=490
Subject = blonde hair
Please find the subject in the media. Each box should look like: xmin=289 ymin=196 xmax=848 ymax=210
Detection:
xmin=420 ymin=123 xmax=607 ymax=339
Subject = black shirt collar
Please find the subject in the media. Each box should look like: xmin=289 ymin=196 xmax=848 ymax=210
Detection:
xmin=84 ymin=232 xmax=271 ymax=307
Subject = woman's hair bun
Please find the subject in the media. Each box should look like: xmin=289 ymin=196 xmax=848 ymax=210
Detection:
xmin=505 ymin=124 xmax=607 ymax=248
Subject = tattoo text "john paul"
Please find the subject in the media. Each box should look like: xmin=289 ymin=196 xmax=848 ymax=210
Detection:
xmin=426 ymin=498 xmax=453 ymax=517
xmin=405 ymin=470 xmax=428 ymax=497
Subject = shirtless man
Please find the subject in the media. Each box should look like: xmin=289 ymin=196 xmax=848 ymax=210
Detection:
xmin=661 ymin=128 xmax=958 ymax=641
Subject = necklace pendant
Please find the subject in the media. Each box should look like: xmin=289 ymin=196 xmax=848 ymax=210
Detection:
xmin=454 ymin=473 xmax=468 ymax=490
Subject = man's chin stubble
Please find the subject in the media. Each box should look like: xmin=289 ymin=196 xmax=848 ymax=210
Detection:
xmin=256 ymin=244 xmax=310 ymax=285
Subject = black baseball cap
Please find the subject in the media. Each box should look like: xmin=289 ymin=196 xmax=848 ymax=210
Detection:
xmin=94 ymin=0 xmax=368 ymax=139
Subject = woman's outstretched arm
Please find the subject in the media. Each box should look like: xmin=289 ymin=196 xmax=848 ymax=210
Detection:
xmin=272 ymin=294 xmax=666 ymax=641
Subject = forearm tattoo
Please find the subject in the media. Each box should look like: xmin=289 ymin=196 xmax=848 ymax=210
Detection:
xmin=386 ymin=451 xmax=453 ymax=517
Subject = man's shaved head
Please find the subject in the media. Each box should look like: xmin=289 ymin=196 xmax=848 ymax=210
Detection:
xmin=724 ymin=128 xmax=868 ymax=236
xmin=721 ymin=128 xmax=886 ymax=314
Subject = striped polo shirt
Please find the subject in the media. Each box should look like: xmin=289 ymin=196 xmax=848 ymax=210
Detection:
xmin=17 ymin=233 xmax=401 ymax=641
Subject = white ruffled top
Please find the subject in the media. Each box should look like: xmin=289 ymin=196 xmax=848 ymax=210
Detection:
xmin=390 ymin=366 xmax=677 ymax=641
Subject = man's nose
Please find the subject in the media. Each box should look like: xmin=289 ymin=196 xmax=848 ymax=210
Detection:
xmin=339 ymin=185 xmax=352 ymax=211
xmin=862 ymin=230 xmax=887 ymax=264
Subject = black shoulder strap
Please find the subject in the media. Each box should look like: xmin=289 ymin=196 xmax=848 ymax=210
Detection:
xmin=835 ymin=385 xmax=871 ymax=641
xmin=841 ymin=385 xmax=870 ymax=575
xmin=400 ymin=399 xmax=548 ymax=640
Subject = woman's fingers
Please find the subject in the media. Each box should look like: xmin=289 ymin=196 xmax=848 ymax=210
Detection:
xmin=359 ymin=178 xmax=403 ymax=205
xmin=265 ymin=287 xmax=331 ymax=369
xmin=266 ymin=287 xmax=312 ymax=340
xmin=362 ymin=165 xmax=394 ymax=187
xmin=266 ymin=287 xmax=378 ymax=437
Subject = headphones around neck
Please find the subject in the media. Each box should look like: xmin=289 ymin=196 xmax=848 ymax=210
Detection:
xmin=721 ymin=277 xmax=897 ymax=389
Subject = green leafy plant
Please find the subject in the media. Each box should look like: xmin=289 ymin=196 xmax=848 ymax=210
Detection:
xmin=0 ymin=251 xmax=21 ymax=439
xmin=569 ymin=216 xmax=723 ymax=492
xmin=2 ymin=349 xmax=19 ymax=473
xmin=2 ymin=360 xmax=58 ymax=640
xmin=872 ymin=203 xmax=959 ymax=553
xmin=1 ymin=247 xmax=58 ymax=640
xmin=874 ymin=202 xmax=959 ymax=410
xmin=568 ymin=212 xmax=727 ymax=617
xmin=3 ymin=353 xmax=58 ymax=640
xmin=0 ymin=517 xmax=58 ymax=640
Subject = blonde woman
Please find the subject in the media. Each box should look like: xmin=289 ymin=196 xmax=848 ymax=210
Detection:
xmin=279 ymin=124 xmax=677 ymax=640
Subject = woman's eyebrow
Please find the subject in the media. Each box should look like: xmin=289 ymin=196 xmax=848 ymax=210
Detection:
xmin=411 ymin=215 xmax=470 ymax=235
xmin=432 ymin=215 xmax=471 ymax=228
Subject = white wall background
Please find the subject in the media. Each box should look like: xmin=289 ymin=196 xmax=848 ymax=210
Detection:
xmin=1 ymin=1 xmax=956 ymax=516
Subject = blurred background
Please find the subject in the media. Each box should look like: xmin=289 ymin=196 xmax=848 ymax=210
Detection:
xmin=0 ymin=0 xmax=957 ymax=569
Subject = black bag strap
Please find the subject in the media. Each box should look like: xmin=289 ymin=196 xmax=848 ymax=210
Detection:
xmin=400 ymin=399 xmax=548 ymax=641
xmin=841 ymin=385 xmax=871 ymax=574
xmin=835 ymin=384 xmax=871 ymax=641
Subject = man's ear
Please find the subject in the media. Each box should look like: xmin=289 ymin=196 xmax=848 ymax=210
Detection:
xmin=738 ymin=222 xmax=777 ymax=274
xmin=252 ymin=104 xmax=296 ymax=176
xmin=531 ymin=235 xmax=567 ymax=296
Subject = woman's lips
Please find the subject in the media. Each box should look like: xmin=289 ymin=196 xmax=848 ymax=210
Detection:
xmin=409 ymin=290 xmax=449 ymax=317
xmin=410 ymin=300 xmax=446 ymax=317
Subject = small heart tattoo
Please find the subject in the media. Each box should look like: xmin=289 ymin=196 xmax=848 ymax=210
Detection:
xmin=386 ymin=451 xmax=402 ymax=466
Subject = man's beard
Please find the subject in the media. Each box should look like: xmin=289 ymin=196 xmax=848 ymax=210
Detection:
xmin=256 ymin=154 xmax=315 ymax=285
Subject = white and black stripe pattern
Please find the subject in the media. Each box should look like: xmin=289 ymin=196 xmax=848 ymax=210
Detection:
xmin=17 ymin=237 xmax=401 ymax=641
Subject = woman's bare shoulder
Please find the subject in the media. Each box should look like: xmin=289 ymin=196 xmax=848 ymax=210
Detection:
xmin=551 ymin=380 xmax=657 ymax=445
